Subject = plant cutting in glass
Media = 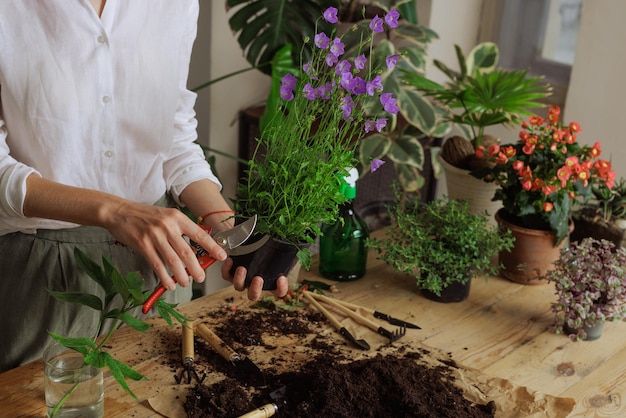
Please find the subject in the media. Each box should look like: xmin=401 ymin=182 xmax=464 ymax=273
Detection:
xmin=233 ymin=6 xmax=400 ymax=269
xmin=47 ymin=248 xmax=187 ymax=416
xmin=472 ymin=105 xmax=616 ymax=244
xmin=545 ymin=237 xmax=626 ymax=341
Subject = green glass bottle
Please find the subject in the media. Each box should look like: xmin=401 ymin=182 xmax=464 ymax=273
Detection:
xmin=319 ymin=168 xmax=369 ymax=281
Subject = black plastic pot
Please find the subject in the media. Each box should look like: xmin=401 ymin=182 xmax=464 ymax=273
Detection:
xmin=230 ymin=235 xmax=309 ymax=290
xmin=421 ymin=279 xmax=471 ymax=303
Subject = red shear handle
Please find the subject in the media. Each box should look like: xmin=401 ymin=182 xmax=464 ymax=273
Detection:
xmin=142 ymin=225 xmax=215 ymax=314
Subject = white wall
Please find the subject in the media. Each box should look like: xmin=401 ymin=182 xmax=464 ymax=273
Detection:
xmin=563 ymin=0 xmax=626 ymax=181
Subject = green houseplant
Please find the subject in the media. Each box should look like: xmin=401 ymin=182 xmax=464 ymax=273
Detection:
xmin=545 ymin=237 xmax=626 ymax=341
xmin=400 ymin=42 xmax=551 ymax=221
xmin=225 ymin=0 xmax=449 ymax=194
xmin=46 ymin=248 xmax=187 ymax=416
xmin=471 ymin=105 xmax=616 ymax=284
xmin=231 ymin=6 xmax=400 ymax=285
xmin=571 ymin=177 xmax=626 ymax=247
xmin=367 ymin=195 xmax=514 ymax=302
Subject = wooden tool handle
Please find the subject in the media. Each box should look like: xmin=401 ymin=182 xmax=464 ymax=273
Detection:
xmin=327 ymin=297 xmax=374 ymax=314
xmin=237 ymin=403 xmax=278 ymax=418
xmin=182 ymin=322 xmax=194 ymax=361
xmin=303 ymin=292 xmax=343 ymax=330
xmin=196 ymin=323 xmax=237 ymax=361
xmin=307 ymin=292 xmax=381 ymax=332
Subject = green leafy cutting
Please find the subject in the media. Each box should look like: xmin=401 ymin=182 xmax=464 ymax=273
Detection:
xmin=47 ymin=248 xmax=188 ymax=416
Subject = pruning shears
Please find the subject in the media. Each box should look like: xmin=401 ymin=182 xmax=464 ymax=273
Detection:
xmin=142 ymin=215 xmax=261 ymax=314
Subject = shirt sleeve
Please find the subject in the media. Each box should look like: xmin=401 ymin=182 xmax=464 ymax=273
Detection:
xmin=163 ymin=1 xmax=222 ymax=206
xmin=0 ymin=118 xmax=39 ymax=219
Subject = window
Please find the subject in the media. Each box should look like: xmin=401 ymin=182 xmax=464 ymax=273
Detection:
xmin=480 ymin=0 xmax=582 ymax=106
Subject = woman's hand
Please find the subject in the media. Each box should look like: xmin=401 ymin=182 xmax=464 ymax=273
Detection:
xmin=221 ymin=259 xmax=289 ymax=301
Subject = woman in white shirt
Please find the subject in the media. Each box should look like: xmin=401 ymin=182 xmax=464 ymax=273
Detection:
xmin=0 ymin=0 xmax=287 ymax=371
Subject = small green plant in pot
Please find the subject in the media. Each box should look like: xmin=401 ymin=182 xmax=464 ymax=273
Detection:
xmin=571 ymin=177 xmax=626 ymax=247
xmin=367 ymin=195 xmax=514 ymax=302
xmin=545 ymin=237 xmax=626 ymax=341
xmin=232 ymin=7 xmax=400 ymax=288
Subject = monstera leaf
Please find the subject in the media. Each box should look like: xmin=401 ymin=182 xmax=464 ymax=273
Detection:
xmin=226 ymin=0 xmax=338 ymax=75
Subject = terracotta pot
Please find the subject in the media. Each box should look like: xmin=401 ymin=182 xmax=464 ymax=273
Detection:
xmin=230 ymin=235 xmax=309 ymax=290
xmin=438 ymin=154 xmax=501 ymax=225
xmin=495 ymin=209 xmax=570 ymax=285
xmin=421 ymin=279 xmax=471 ymax=303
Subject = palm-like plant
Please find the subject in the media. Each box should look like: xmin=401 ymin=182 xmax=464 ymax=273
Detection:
xmin=401 ymin=43 xmax=552 ymax=169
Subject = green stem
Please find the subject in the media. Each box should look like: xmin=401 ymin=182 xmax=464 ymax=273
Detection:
xmin=50 ymin=381 xmax=80 ymax=417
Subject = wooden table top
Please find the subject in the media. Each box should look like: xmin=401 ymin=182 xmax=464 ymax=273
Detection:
xmin=2 ymin=232 xmax=625 ymax=417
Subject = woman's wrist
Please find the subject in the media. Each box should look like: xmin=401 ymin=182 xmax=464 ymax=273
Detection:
xmin=197 ymin=209 xmax=235 ymax=226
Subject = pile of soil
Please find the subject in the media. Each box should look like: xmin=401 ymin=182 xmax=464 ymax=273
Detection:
xmin=179 ymin=297 xmax=496 ymax=418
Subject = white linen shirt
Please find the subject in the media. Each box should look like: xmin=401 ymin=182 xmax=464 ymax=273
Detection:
xmin=0 ymin=0 xmax=220 ymax=235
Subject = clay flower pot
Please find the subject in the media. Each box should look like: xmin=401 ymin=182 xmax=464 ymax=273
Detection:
xmin=495 ymin=209 xmax=571 ymax=285
xmin=438 ymin=155 xmax=501 ymax=225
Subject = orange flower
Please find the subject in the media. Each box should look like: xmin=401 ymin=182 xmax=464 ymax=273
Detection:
xmin=475 ymin=145 xmax=486 ymax=158
xmin=569 ymin=121 xmax=581 ymax=133
xmin=543 ymin=202 xmax=554 ymax=212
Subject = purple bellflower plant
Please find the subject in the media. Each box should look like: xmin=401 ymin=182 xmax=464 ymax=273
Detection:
xmin=235 ymin=7 xmax=400 ymax=267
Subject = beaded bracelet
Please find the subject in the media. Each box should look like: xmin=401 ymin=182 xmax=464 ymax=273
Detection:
xmin=196 ymin=209 xmax=235 ymax=224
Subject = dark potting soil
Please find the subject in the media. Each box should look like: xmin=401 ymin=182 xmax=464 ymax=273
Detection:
xmin=182 ymin=298 xmax=496 ymax=418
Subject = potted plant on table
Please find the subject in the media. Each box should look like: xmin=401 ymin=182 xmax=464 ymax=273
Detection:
xmin=472 ymin=105 xmax=616 ymax=285
xmin=231 ymin=6 xmax=400 ymax=289
xmin=45 ymin=248 xmax=187 ymax=417
xmin=570 ymin=177 xmax=626 ymax=247
xmin=367 ymin=195 xmax=514 ymax=302
xmin=545 ymin=237 xmax=626 ymax=341
xmin=400 ymin=42 xmax=551 ymax=219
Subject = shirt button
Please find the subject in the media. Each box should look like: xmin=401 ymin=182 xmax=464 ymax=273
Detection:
xmin=104 ymin=151 xmax=114 ymax=158
xmin=102 ymin=96 xmax=111 ymax=104
xmin=97 ymin=35 xmax=107 ymax=44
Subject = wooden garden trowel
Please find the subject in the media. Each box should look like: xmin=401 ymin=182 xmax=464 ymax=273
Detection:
xmin=196 ymin=323 xmax=266 ymax=386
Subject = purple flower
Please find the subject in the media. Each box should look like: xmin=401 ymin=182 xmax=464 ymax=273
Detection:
xmin=371 ymin=159 xmax=386 ymax=173
xmin=364 ymin=120 xmax=376 ymax=133
xmin=318 ymin=82 xmax=332 ymax=100
xmin=303 ymin=61 xmax=314 ymax=78
xmin=375 ymin=118 xmax=388 ymax=132
xmin=354 ymin=55 xmax=367 ymax=70
xmin=315 ymin=32 xmax=330 ymax=49
xmin=380 ymin=93 xmax=398 ymax=114
xmin=280 ymin=74 xmax=297 ymax=101
xmin=323 ymin=7 xmax=338 ymax=24
xmin=386 ymin=55 xmax=399 ymax=70
xmin=303 ymin=83 xmax=316 ymax=100
xmin=366 ymin=75 xmax=383 ymax=96
xmin=385 ymin=9 xmax=400 ymax=28
xmin=281 ymin=73 xmax=297 ymax=89
xmin=340 ymin=71 xmax=354 ymax=91
xmin=325 ymin=53 xmax=338 ymax=67
xmin=341 ymin=96 xmax=354 ymax=120
xmin=351 ymin=77 xmax=366 ymax=95
xmin=329 ymin=38 xmax=345 ymax=58
xmin=280 ymin=86 xmax=294 ymax=101
xmin=335 ymin=59 xmax=352 ymax=76
xmin=370 ymin=15 xmax=384 ymax=33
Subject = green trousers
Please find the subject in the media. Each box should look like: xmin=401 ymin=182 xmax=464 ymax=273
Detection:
xmin=0 ymin=199 xmax=192 ymax=372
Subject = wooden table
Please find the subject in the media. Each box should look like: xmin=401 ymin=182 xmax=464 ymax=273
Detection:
xmin=2 ymin=236 xmax=626 ymax=417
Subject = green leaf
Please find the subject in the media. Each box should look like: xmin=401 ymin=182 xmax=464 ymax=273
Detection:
xmin=226 ymin=0 xmax=337 ymax=75
xmin=156 ymin=300 xmax=190 ymax=326
xmin=466 ymin=42 xmax=499 ymax=75
xmin=388 ymin=135 xmax=425 ymax=168
xmin=358 ymin=134 xmax=392 ymax=164
xmin=297 ymin=248 xmax=312 ymax=270
xmin=120 ymin=312 xmax=150 ymax=333
xmin=49 ymin=333 xmax=95 ymax=358
xmin=103 ymin=353 xmax=144 ymax=400
xmin=395 ymin=164 xmax=425 ymax=193
xmin=48 ymin=291 xmax=103 ymax=312
xmin=73 ymin=248 xmax=113 ymax=294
